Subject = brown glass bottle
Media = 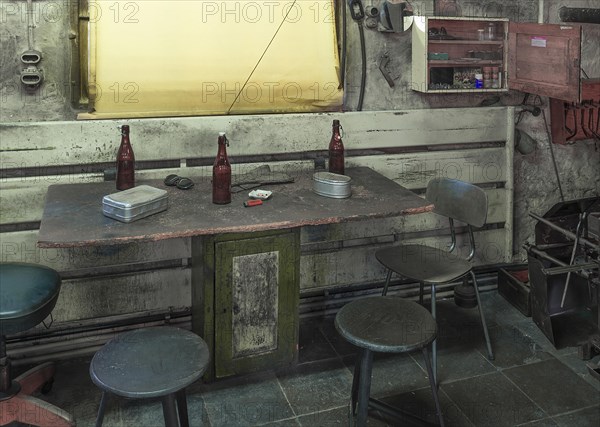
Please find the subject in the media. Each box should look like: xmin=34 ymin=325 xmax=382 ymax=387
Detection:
xmin=328 ymin=119 xmax=344 ymax=175
xmin=116 ymin=125 xmax=135 ymax=190
xmin=212 ymin=132 xmax=231 ymax=204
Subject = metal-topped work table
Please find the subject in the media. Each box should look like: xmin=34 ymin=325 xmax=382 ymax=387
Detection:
xmin=38 ymin=167 xmax=433 ymax=379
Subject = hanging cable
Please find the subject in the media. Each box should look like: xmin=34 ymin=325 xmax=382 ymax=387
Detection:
xmin=348 ymin=0 xmax=366 ymax=111
xmin=541 ymin=107 xmax=565 ymax=202
xmin=226 ymin=0 xmax=298 ymax=114
xmin=26 ymin=0 xmax=34 ymax=50
xmin=339 ymin=0 xmax=347 ymax=90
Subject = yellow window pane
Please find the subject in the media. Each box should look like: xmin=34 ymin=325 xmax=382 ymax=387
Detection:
xmin=87 ymin=0 xmax=343 ymax=118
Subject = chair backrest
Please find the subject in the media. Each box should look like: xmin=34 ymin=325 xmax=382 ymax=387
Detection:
xmin=426 ymin=178 xmax=488 ymax=227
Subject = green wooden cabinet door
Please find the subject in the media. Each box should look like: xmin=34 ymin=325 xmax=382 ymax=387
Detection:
xmin=214 ymin=230 xmax=299 ymax=378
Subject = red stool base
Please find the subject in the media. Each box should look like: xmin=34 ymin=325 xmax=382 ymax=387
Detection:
xmin=0 ymin=362 xmax=74 ymax=427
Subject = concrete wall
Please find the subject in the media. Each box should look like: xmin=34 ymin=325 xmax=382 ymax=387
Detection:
xmin=1 ymin=0 xmax=599 ymax=259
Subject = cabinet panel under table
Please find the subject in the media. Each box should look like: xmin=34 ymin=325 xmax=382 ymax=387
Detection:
xmin=212 ymin=230 xmax=299 ymax=379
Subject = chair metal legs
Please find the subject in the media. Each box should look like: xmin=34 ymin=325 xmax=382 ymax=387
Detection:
xmin=422 ymin=347 xmax=445 ymax=427
xmin=379 ymin=269 xmax=494 ymax=384
xmin=430 ymin=283 xmax=438 ymax=387
xmin=471 ymin=271 xmax=494 ymax=360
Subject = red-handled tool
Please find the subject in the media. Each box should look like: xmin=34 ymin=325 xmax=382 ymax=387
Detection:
xmin=244 ymin=199 xmax=263 ymax=207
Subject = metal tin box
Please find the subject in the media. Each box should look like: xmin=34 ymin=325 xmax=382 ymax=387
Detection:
xmin=102 ymin=185 xmax=168 ymax=223
xmin=312 ymin=172 xmax=352 ymax=199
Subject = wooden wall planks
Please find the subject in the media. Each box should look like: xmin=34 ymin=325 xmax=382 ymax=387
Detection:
xmin=0 ymin=107 xmax=515 ymax=327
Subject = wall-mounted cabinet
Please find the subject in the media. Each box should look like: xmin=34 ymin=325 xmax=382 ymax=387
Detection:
xmin=412 ymin=17 xmax=582 ymax=102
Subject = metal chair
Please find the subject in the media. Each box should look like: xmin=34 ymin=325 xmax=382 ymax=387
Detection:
xmin=90 ymin=326 xmax=209 ymax=427
xmin=0 ymin=262 xmax=75 ymax=427
xmin=375 ymin=177 xmax=494 ymax=385
xmin=335 ymin=296 xmax=444 ymax=426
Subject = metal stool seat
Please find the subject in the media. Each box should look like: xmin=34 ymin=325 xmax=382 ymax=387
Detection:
xmin=335 ymin=297 xmax=444 ymax=426
xmin=90 ymin=326 xmax=210 ymax=427
xmin=0 ymin=262 xmax=74 ymax=427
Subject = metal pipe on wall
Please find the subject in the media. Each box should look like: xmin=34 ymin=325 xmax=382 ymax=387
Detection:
xmin=559 ymin=6 xmax=600 ymax=24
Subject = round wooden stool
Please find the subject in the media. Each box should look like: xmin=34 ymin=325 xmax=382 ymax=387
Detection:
xmin=90 ymin=326 xmax=210 ymax=427
xmin=335 ymin=296 xmax=444 ymax=426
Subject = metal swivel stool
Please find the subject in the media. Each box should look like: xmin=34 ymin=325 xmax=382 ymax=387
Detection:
xmin=90 ymin=326 xmax=209 ymax=427
xmin=335 ymin=297 xmax=444 ymax=426
xmin=0 ymin=262 xmax=75 ymax=427
xmin=375 ymin=178 xmax=494 ymax=385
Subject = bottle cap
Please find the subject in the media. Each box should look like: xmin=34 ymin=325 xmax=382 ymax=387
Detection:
xmin=475 ymin=74 xmax=483 ymax=79
xmin=333 ymin=119 xmax=340 ymax=126
xmin=219 ymin=132 xmax=226 ymax=137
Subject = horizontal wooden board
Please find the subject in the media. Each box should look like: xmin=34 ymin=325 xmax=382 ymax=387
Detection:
xmin=0 ymin=108 xmax=511 ymax=167
xmin=348 ymin=147 xmax=508 ymax=189
xmin=299 ymin=228 xmax=509 ymax=290
xmin=50 ymin=268 xmax=191 ymax=323
xmin=0 ymin=151 xmax=506 ymax=226
xmin=0 ymin=230 xmax=190 ymax=271
xmin=301 ymin=187 xmax=509 ymax=244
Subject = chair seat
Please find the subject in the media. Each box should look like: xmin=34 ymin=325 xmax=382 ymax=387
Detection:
xmin=335 ymin=297 xmax=437 ymax=353
xmin=90 ymin=326 xmax=210 ymax=399
xmin=0 ymin=263 xmax=61 ymax=336
xmin=376 ymin=244 xmax=471 ymax=284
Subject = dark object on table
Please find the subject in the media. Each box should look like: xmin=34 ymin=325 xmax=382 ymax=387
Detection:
xmin=231 ymin=165 xmax=295 ymax=193
xmin=375 ymin=178 xmax=495 ymax=386
xmin=90 ymin=326 xmax=209 ymax=427
xmin=335 ymin=296 xmax=444 ymax=426
xmin=164 ymin=174 xmax=195 ymax=190
xmin=0 ymin=263 xmax=75 ymax=427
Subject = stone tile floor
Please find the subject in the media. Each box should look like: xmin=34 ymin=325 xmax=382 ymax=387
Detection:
xmin=14 ymin=291 xmax=600 ymax=426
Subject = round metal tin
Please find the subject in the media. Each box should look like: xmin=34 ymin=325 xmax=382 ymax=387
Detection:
xmin=312 ymin=172 xmax=352 ymax=199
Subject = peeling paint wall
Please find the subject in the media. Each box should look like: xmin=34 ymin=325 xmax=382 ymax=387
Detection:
xmin=1 ymin=0 xmax=599 ymax=259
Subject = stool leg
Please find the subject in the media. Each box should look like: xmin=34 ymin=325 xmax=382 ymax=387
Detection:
xmin=95 ymin=391 xmax=109 ymax=427
xmin=382 ymin=269 xmax=393 ymax=296
xmin=176 ymin=389 xmax=190 ymax=427
xmin=350 ymin=356 xmax=361 ymax=416
xmin=430 ymin=283 xmax=438 ymax=387
xmin=471 ymin=271 xmax=494 ymax=360
xmin=419 ymin=282 xmax=425 ymax=305
xmin=422 ymin=347 xmax=445 ymax=427
xmin=162 ymin=394 xmax=179 ymax=427
xmin=356 ymin=349 xmax=374 ymax=427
